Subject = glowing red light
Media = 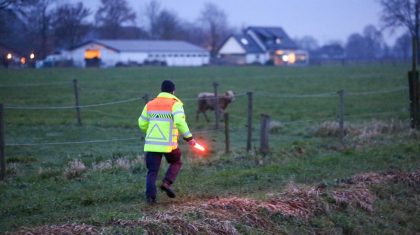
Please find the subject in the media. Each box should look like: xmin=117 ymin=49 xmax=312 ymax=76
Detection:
xmin=193 ymin=143 xmax=205 ymax=152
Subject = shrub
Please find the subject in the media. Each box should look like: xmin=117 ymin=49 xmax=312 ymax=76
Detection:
xmin=64 ymin=159 xmax=87 ymax=179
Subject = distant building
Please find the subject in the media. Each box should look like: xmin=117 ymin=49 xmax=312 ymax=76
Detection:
xmin=66 ymin=39 xmax=210 ymax=67
xmin=217 ymin=26 xmax=309 ymax=65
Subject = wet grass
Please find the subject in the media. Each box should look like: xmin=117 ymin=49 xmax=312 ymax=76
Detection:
xmin=0 ymin=64 xmax=419 ymax=234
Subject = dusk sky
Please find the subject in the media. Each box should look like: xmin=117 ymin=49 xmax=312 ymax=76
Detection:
xmin=76 ymin=0 xmax=404 ymax=45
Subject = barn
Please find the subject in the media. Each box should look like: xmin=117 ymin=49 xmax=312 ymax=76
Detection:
xmin=66 ymin=39 xmax=210 ymax=67
xmin=217 ymin=26 xmax=309 ymax=66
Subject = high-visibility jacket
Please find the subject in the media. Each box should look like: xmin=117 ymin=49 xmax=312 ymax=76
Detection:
xmin=138 ymin=92 xmax=193 ymax=153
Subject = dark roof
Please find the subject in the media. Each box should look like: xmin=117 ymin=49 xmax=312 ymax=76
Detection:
xmin=247 ymin=26 xmax=298 ymax=50
xmin=232 ymin=34 xmax=264 ymax=53
xmin=71 ymin=40 xmax=208 ymax=53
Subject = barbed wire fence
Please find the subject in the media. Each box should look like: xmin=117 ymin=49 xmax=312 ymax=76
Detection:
xmin=0 ymin=80 xmax=411 ymax=180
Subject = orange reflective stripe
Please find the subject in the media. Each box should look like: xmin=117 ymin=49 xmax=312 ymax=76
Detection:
xmin=147 ymin=97 xmax=177 ymax=111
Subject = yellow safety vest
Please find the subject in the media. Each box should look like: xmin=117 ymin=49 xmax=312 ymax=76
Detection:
xmin=138 ymin=92 xmax=192 ymax=153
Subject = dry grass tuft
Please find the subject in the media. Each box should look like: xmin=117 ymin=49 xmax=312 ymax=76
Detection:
xmin=64 ymin=159 xmax=87 ymax=179
xmin=6 ymin=223 xmax=99 ymax=235
xmin=331 ymin=185 xmax=375 ymax=212
xmin=331 ymin=170 xmax=420 ymax=212
xmin=92 ymin=160 xmax=113 ymax=171
xmin=92 ymin=157 xmax=136 ymax=171
xmin=314 ymin=121 xmax=345 ymax=137
xmin=8 ymin=169 xmax=420 ymax=235
xmin=314 ymin=119 xmax=407 ymax=139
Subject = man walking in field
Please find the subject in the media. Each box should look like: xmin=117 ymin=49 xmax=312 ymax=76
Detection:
xmin=138 ymin=80 xmax=196 ymax=204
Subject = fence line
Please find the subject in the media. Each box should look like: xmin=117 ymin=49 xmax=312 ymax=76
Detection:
xmin=4 ymin=111 xmax=408 ymax=147
xmin=84 ymin=109 xmax=133 ymax=119
xmin=0 ymin=81 xmax=71 ymax=88
xmin=5 ymin=128 xmax=221 ymax=147
xmin=346 ymin=86 xmax=408 ymax=96
xmin=181 ymin=92 xmax=248 ymax=101
xmin=345 ymin=110 xmax=407 ymax=119
xmin=5 ymin=97 xmax=143 ymax=110
xmin=255 ymin=92 xmax=336 ymax=98
xmin=3 ymin=86 xmax=406 ymax=110
xmin=255 ymin=86 xmax=408 ymax=99
xmin=5 ymin=137 xmax=140 ymax=147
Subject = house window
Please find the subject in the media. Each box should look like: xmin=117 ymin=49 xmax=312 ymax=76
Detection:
xmin=241 ymin=38 xmax=248 ymax=45
xmin=276 ymin=38 xmax=282 ymax=44
xmin=85 ymin=49 xmax=101 ymax=59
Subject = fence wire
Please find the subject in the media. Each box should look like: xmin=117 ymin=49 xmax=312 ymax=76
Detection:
xmin=2 ymin=85 xmax=410 ymax=148
xmin=5 ymin=97 xmax=143 ymax=110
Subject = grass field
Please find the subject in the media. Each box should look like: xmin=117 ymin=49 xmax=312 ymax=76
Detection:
xmin=0 ymin=64 xmax=419 ymax=234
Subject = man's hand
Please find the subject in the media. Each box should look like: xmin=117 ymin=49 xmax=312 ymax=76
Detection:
xmin=188 ymin=138 xmax=197 ymax=147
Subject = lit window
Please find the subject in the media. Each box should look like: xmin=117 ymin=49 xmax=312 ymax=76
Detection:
xmin=85 ymin=49 xmax=100 ymax=59
xmin=6 ymin=53 xmax=12 ymax=60
xmin=241 ymin=38 xmax=248 ymax=45
xmin=276 ymin=50 xmax=284 ymax=55
xmin=276 ymin=38 xmax=282 ymax=44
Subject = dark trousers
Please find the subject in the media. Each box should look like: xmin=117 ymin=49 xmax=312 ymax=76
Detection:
xmin=145 ymin=148 xmax=182 ymax=199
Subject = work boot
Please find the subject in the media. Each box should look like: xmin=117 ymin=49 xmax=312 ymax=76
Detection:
xmin=160 ymin=181 xmax=176 ymax=198
xmin=146 ymin=196 xmax=156 ymax=205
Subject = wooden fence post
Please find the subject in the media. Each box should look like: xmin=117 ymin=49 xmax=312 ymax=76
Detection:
xmin=337 ymin=90 xmax=345 ymax=140
xmin=408 ymin=71 xmax=420 ymax=129
xmin=213 ymin=82 xmax=220 ymax=129
xmin=224 ymin=112 xmax=230 ymax=153
xmin=73 ymin=79 xmax=82 ymax=125
xmin=246 ymin=91 xmax=253 ymax=152
xmin=416 ymin=74 xmax=420 ymax=128
xmin=0 ymin=104 xmax=5 ymax=180
xmin=260 ymin=114 xmax=270 ymax=155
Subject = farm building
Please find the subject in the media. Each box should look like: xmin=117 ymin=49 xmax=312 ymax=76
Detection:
xmin=217 ymin=26 xmax=309 ymax=65
xmin=65 ymin=39 xmax=210 ymax=67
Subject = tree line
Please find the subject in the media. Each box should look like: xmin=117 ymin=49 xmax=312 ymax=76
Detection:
xmin=0 ymin=0 xmax=231 ymax=58
xmin=0 ymin=0 xmax=415 ymax=62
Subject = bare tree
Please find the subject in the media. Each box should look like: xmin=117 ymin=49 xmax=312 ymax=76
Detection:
xmin=363 ymin=25 xmax=384 ymax=59
xmin=394 ymin=33 xmax=412 ymax=60
xmin=294 ymin=35 xmax=319 ymax=52
xmin=52 ymin=2 xmax=91 ymax=49
xmin=381 ymin=0 xmax=420 ymax=128
xmin=199 ymin=2 xmax=231 ymax=57
xmin=0 ymin=0 xmax=37 ymax=46
xmin=95 ymin=0 xmax=136 ymax=39
xmin=380 ymin=0 xmax=419 ymax=64
xmin=144 ymin=0 xmax=161 ymax=39
xmin=153 ymin=10 xmax=180 ymax=40
xmin=25 ymin=0 xmax=55 ymax=58
xmin=0 ymin=0 xmax=37 ymax=16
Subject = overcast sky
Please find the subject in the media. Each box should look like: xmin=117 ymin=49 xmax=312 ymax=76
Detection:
xmin=76 ymin=0 xmax=404 ymax=45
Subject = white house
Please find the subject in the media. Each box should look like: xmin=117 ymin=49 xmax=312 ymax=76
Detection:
xmin=66 ymin=39 xmax=210 ymax=67
xmin=217 ymin=27 xmax=309 ymax=66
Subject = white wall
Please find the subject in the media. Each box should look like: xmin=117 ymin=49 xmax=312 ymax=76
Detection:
xmin=69 ymin=42 xmax=210 ymax=67
xmin=246 ymin=53 xmax=269 ymax=64
xmin=119 ymin=52 xmax=148 ymax=64
xmin=68 ymin=43 xmax=120 ymax=67
xmin=165 ymin=53 xmax=209 ymax=66
xmin=218 ymin=37 xmax=246 ymax=54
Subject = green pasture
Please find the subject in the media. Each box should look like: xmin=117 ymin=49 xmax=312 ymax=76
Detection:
xmin=0 ymin=64 xmax=419 ymax=234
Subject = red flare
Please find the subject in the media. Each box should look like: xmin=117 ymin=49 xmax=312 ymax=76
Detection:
xmin=193 ymin=142 xmax=206 ymax=152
